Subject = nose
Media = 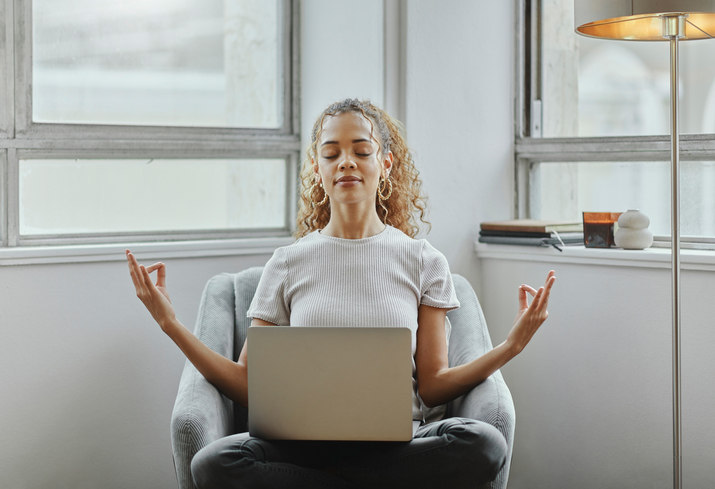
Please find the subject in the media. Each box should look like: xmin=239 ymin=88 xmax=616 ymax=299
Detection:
xmin=339 ymin=158 xmax=357 ymax=170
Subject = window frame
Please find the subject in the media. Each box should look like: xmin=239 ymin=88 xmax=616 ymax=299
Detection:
xmin=515 ymin=0 xmax=715 ymax=245
xmin=1 ymin=0 xmax=301 ymax=248
xmin=1 ymin=0 xmax=12 ymax=139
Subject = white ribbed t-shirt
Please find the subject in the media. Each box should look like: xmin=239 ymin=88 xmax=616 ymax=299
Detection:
xmin=246 ymin=225 xmax=460 ymax=423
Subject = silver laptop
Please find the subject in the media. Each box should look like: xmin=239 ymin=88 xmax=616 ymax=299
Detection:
xmin=247 ymin=326 xmax=414 ymax=442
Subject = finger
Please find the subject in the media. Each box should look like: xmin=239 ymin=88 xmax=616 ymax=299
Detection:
xmin=145 ymin=262 xmax=164 ymax=274
xmin=521 ymin=284 xmax=538 ymax=297
xmin=518 ymin=285 xmax=528 ymax=309
xmin=545 ymin=273 xmax=556 ymax=289
xmin=129 ymin=255 xmax=145 ymax=286
xmin=535 ymin=275 xmax=557 ymax=310
xmin=540 ymin=275 xmax=556 ymax=305
xmin=144 ymin=263 xmax=166 ymax=288
xmin=127 ymin=250 xmax=139 ymax=270
xmin=139 ymin=265 xmax=155 ymax=291
xmin=128 ymin=252 xmax=144 ymax=275
xmin=157 ymin=263 xmax=166 ymax=287
xmin=520 ymin=285 xmax=538 ymax=310
xmin=153 ymin=263 xmax=166 ymax=288
xmin=530 ymin=286 xmax=546 ymax=310
xmin=126 ymin=252 xmax=143 ymax=290
xmin=545 ymin=270 xmax=556 ymax=287
xmin=540 ymin=272 xmax=556 ymax=298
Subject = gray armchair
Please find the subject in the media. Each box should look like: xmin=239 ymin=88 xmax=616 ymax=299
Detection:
xmin=170 ymin=267 xmax=515 ymax=489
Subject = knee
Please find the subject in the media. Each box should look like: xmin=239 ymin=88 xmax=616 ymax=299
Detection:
xmin=191 ymin=444 xmax=228 ymax=489
xmin=449 ymin=419 xmax=509 ymax=481
xmin=191 ymin=445 xmax=215 ymax=489
xmin=191 ymin=438 xmax=263 ymax=489
xmin=477 ymin=423 xmax=508 ymax=480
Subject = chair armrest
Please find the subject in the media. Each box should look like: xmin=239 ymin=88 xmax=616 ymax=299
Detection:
xmin=447 ymin=275 xmax=515 ymax=489
xmin=449 ymin=373 xmax=515 ymax=489
xmin=171 ymin=365 xmax=234 ymax=489
xmin=448 ymin=371 xmax=514 ymax=441
xmin=170 ymin=273 xmax=237 ymax=489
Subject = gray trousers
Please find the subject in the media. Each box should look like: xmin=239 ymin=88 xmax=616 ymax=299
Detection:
xmin=191 ymin=417 xmax=507 ymax=489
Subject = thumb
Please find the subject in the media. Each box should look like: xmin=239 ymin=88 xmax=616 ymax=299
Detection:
xmin=518 ymin=285 xmax=529 ymax=310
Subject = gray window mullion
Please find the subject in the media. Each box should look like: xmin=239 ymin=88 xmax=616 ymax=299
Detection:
xmin=0 ymin=150 xmax=7 ymax=246
xmin=7 ymin=135 xmax=301 ymax=156
xmin=516 ymin=135 xmax=715 ymax=162
xmin=1 ymin=0 xmax=14 ymax=138
xmin=13 ymin=0 xmax=30 ymax=137
xmin=289 ymin=151 xmax=301 ymax=233
xmin=284 ymin=0 xmax=300 ymax=136
xmin=6 ymin=148 xmax=18 ymax=246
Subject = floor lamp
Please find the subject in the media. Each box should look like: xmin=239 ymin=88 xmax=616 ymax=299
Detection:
xmin=574 ymin=2 xmax=715 ymax=488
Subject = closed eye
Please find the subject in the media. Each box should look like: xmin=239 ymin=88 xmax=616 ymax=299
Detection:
xmin=321 ymin=152 xmax=371 ymax=159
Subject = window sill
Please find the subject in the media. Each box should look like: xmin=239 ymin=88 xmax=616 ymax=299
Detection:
xmin=0 ymin=236 xmax=295 ymax=266
xmin=474 ymin=243 xmax=715 ymax=272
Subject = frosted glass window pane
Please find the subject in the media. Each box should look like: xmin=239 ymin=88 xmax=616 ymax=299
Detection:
xmin=19 ymin=159 xmax=287 ymax=235
xmin=541 ymin=0 xmax=715 ymax=137
xmin=32 ymin=0 xmax=282 ymax=128
xmin=530 ymin=161 xmax=715 ymax=237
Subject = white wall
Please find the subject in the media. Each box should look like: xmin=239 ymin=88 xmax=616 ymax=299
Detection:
xmin=404 ymin=0 xmax=514 ymax=296
xmin=300 ymin=0 xmax=385 ymax=156
xmin=0 ymin=254 xmax=269 ymax=489
xmin=478 ymin=251 xmax=715 ymax=488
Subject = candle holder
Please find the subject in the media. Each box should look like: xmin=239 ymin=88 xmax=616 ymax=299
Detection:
xmin=582 ymin=212 xmax=622 ymax=248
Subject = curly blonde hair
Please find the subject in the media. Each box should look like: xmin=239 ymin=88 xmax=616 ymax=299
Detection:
xmin=295 ymin=99 xmax=429 ymax=238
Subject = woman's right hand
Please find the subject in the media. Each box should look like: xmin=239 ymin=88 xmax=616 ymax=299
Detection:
xmin=126 ymin=250 xmax=250 ymax=406
xmin=126 ymin=250 xmax=177 ymax=331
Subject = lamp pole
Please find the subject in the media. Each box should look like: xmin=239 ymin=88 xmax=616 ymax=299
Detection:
xmin=664 ymin=14 xmax=684 ymax=489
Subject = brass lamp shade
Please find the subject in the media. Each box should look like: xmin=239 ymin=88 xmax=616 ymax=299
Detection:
xmin=575 ymin=0 xmax=715 ymax=40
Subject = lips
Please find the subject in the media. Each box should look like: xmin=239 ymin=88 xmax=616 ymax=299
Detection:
xmin=335 ymin=175 xmax=362 ymax=184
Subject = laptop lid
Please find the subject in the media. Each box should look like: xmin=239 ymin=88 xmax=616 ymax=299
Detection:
xmin=247 ymin=326 xmax=414 ymax=442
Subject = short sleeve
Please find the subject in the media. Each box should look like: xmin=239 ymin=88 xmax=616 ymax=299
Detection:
xmin=246 ymin=247 xmax=291 ymax=325
xmin=420 ymin=241 xmax=460 ymax=310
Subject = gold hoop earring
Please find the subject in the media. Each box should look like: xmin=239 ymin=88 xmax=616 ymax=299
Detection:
xmin=378 ymin=176 xmax=393 ymax=201
xmin=310 ymin=181 xmax=329 ymax=207
xmin=377 ymin=176 xmax=392 ymax=224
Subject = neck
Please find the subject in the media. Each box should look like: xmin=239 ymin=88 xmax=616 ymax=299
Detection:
xmin=321 ymin=204 xmax=385 ymax=239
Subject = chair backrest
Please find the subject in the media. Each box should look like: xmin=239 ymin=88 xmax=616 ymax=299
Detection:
xmin=231 ymin=267 xmax=263 ymax=432
xmin=447 ymin=274 xmax=495 ymax=366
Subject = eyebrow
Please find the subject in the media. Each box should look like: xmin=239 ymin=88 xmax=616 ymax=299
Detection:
xmin=320 ymin=138 xmax=373 ymax=147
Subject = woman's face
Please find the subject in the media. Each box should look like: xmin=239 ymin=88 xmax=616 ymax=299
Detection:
xmin=314 ymin=111 xmax=392 ymax=207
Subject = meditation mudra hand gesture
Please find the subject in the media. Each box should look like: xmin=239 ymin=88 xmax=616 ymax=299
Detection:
xmin=126 ymin=251 xmax=175 ymax=331
xmin=125 ymin=98 xmax=556 ymax=489
xmin=508 ymin=270 xmax=556 ymax=354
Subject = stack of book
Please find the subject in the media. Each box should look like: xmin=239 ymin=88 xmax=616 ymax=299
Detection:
xmin=479 ymin=219 xmax=584 ymax=250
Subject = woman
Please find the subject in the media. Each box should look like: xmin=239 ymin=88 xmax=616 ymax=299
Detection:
xmin=127 ymin=98 xmax=556 ymax=489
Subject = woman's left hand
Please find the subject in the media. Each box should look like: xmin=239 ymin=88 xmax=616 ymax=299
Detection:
xmin=505 ymin=270 xmax=556 ymax=355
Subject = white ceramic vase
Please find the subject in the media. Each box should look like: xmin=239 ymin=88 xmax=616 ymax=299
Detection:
xmin=614 ymin=209 xmax=653 ymax=250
